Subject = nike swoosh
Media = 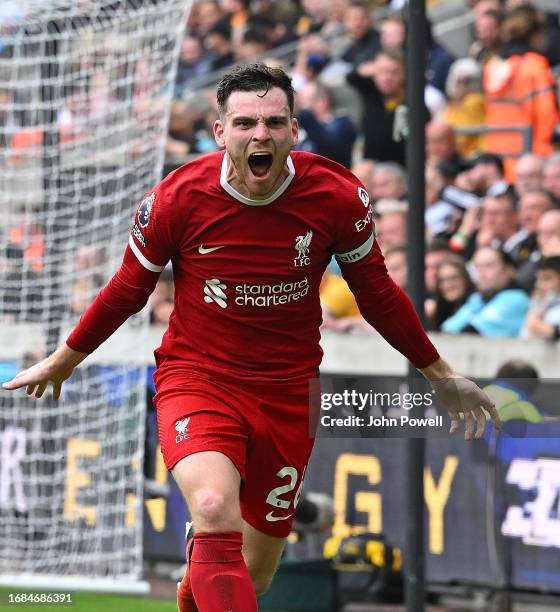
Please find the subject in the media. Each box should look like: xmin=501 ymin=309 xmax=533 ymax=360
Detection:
xmin=265 ymin=511 xmax=294 ymax=522
xmin=198 ymin=244 xmax=226 ymax=254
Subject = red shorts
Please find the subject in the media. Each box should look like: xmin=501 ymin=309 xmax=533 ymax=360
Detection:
xmin=154 ymin=371 xmax=316 ymax=538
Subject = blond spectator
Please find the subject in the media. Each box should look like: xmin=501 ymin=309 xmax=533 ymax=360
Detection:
xmin=443 ymin=59 xmax=486 ymax=158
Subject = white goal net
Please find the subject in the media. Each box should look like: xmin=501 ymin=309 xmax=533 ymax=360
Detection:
xmin=0 ymin=0 xmax=189 ymax=592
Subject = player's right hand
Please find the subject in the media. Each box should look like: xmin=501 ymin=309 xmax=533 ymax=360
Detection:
xmin=2 ymin=344 xmax=87 ymax=401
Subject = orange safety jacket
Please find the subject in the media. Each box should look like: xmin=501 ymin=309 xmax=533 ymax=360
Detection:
xmin=483 ymin=51 xmax=558 ymax=180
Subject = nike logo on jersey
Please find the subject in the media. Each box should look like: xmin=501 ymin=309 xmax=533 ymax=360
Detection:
xmin=265 ymin=511 xmax=294 ymax=522
xmin=198 ymin=244 xmax=226 ymax=254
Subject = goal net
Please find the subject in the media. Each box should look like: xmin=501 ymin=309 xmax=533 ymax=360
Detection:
xmin=0 ymin=0 xmax=190 ymax=593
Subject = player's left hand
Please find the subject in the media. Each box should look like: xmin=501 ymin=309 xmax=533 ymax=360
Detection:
xmin=429 ymin=375 xmax=502 ymax=440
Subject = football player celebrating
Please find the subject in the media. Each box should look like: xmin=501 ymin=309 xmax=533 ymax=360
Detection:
xmin=3 ymin=64 xmax=500 ymax=611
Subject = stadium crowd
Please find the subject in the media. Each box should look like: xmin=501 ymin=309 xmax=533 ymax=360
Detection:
xmin=2 ymin=0 xmax=560 ymax=341
xmin=159 ymin=0 xmax=560 ymax=340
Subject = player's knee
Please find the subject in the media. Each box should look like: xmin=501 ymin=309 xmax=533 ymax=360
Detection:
xmin=192 ymin=489 xmax=237 ymax=529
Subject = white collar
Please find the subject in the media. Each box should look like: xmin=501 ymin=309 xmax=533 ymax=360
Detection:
xmin=220 ymin=152 xmax=295 ymax=206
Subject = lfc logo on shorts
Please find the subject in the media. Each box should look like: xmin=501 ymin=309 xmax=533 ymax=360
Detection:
xmin=294 ymin=230 xmax=313 ymax=267
xmin=175 ymin=417 xmax=190 ymax=443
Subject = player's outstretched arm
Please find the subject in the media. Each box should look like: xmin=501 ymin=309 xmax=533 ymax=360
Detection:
xmin=2 ymin=344 xmax=87 ymax=401
xmin=419 ymin=357 xmax=502 ymax=440
xmin=2 ymin=244 xmax=160 ymax=401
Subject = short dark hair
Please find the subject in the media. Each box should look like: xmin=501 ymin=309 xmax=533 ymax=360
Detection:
xmin=496 ymin=359 xmax=539 ymax=395
xmin=216 ymin=63 xmax=295 ymax=117
xmin=473 ymin=152 xmax=504 ymax=176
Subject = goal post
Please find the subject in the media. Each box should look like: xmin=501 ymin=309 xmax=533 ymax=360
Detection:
xmin=0 ymin=0 xmax=191 ymax=593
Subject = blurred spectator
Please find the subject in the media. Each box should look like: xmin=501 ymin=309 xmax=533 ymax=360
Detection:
xmin=5 ymin=219 xmax=45 ymax=274
xmin=513 ymin=189 xmax=553 ymax=266
xmin=384 ymin=244 xmax=408 ymax=289
xmin=484 ymin=359 xmax=543 ymax=424
xmin=246 ymin=13 xmax=290 ymax=48
xmin=514 ymin=153 xmax=544 ymax=198
xmin=149 ymin=269 xmax=174 ymax=326
xmin=483 ymin=5 xmax=558 ymax=181
xmin=71 ymin=275 xmax=104 ymax=319
xmin=235 ymin=28 xmax=271 ymax=62
xmin=205 ymin=23 xmax=235 ymax=71
xmin=426 ymin=19 xmax=456 ymax=94
xmin=441 ymin=246 xmax=529 ymax=336
xmin=468 ymin=9 xmax=503 ymax=66
xmin=430 ymin=254 xmax=474 ymax=330
xmin=426 ymin=120 xmax=465 ymax=176
xmin=424 ymin=238 xmax=453 ymax=323
xmin=341 ymin=1 xmax=380 ymax=67
xmin=75 ymin=245 xmax=107 ymax=276
xmin=322 ymin=0 xmax=346 ymax=37
xmin=295 ymin=0 xmax=329 ymax=37
xmin=376 ymin=211 xmax=407 ymax=252
xmin=296 ymin=82 xmax=357 ymax=168
xmin=189 ymin=0 xmax=224 ymax=38
xmin=522 ymin=256 xmax=560 ymax=339
xmin=425 ymin=239 xmax=452 ymax=298
xmin=424 ymin=162 xmax=474 ymax=239
xmin=320 ymin=271 xmax=359 ymax=320
xmin=220 ymin=0 xmax=250 ymax=43
xmin=425 ymin=162 xmax=453 ymax=237
xmin=448 ymin=156 xmax=512 ymax=255
xmin=347 ymin=50 xmax=408 ymax=164
xmin=166 ymin=101 xmax=201 ymax=164
xmin=477 ymin=192 xmax=522 ymax=254
xmin=537 ymin=209 xmax=560 ymax=257
xmin=472 ymin=0 xmax=501 ymax=18
xmin=372 ymin=162 xmax=407 ymax=200
xmin=543 ymin=153 xmax=560 ymax=204
xmin=464 ymin=153 xmax=509 ymax=197
xmin=380 ymin=14 xmax=406 ymax=53
xmin=351 ymin=159 xmax=376 ymax=195
xmin=517 ymin=208 xmax=560 ymax=291
xmin=292 ymin=34 xmax=331 ymax=91
xmin=380 ymin=14 xmax=447 ymax=117
xmin=175 ymin=37 xmax=211 ymax=95
xmin=442 ymin=59 xmax=486 ymax=158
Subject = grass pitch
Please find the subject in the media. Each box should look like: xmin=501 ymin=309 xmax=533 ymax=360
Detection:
xmin=0 ymin=588 xmax=177 ymax=611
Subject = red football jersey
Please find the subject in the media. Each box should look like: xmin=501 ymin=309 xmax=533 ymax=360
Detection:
xmin=68 ymin=150 xmax=438 ymax=383
xmin=128 ymin=151 xmax=375 ymax=382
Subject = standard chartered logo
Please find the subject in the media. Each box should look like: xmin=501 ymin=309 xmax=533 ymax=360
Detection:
xmin=204 ymin=278 xmax=228 ymax=308
xmin=203 ymin=277 xmax=309 ymax=308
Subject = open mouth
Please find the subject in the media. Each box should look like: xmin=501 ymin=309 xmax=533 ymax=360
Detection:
xmin=248 ymin=152 xmax=273 ymax=178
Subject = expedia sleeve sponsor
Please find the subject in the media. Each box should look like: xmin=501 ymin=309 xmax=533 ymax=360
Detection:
xmin=335 ymin=232 xmax=375 ymax=264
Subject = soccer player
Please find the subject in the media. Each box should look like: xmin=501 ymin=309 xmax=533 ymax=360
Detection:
xmin=3 ymin=64 xmax=501 ymax=611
